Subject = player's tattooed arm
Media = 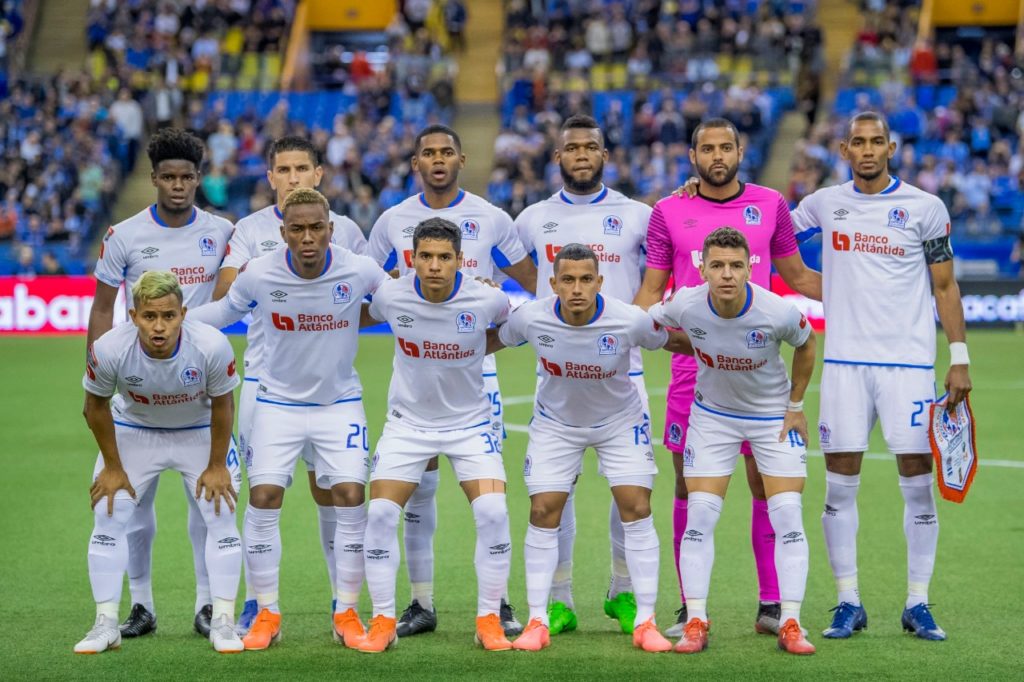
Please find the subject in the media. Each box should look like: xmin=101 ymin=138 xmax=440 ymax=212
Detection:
xmin=84 ymin=391 xmax=136 ymax=515
xmin=662 ymin=329 xmax=694 ymax=356
xmin=501 ymin=256 xmax=538 ymax=295
xmin=929 ymin=258 xmax=972 ymax=407
xmin=197 ymin=392 xmax=237 ymax=515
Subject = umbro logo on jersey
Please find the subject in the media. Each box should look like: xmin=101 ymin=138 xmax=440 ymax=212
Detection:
xmin=125 ymin=375 xmax=143 ymax=385
xmin=270 ymin=290 xmax=288 ymax=301
xmin=542 ymin=221 xmax=559 ymax=233
xmin=141 ymin=246 xmax=159 ymax=258
xmin=688 ymin=327 xmax=707 ymax=339
xmin=402 ymin=225 xmax=416 ymax=235
xmin=833 ymin=209 xmax=849 ymax=220
xmin=538 ymin=334 xmax=555 ymax=347
xmin=260 ymin=240 xmax=278 ymax=249
xmin=489 ymin=543 xmax=511 ymax=555
xmin=683 ymin=219 xmax=699 ymax=229
xmin=396 ymin=314 xmax=414 ymax=328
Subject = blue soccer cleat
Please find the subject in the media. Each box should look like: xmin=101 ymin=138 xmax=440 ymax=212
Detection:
xmin=236 ymin=599 xmax=259 ymax=636
xmin=902 ymin=603 xmax=946 ymax=641
xmin=822 ymin=602 xmax=868 ymax=638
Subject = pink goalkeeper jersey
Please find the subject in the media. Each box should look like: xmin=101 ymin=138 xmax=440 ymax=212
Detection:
xmin=645 ymin=182 xmax=800 ymax=385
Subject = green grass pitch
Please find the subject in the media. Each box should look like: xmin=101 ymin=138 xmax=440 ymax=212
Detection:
xmin=0 ymin=330 xmax=1021 ymax=679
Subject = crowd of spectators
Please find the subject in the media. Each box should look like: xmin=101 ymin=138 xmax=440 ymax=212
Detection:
xmin=788 ymin=1 xmax=1024 ymax=247
xmin=488 ymin=0 xmax=819 ymax=213
xmin=0 ymin=72 xmax=127 ymax=273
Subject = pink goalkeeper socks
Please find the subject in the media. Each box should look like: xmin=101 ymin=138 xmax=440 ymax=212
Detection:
xmin=752 ymin=498 xmax=780 ymax=601
xmin=672 ymin=498 xmax=687 ymax=602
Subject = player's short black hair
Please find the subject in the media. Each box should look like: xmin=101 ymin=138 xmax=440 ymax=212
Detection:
xmin=414 ymin=124 xmax=462 ymax=153
xmin=553 ymin=242 xmax=599 ymax=274
xmin=147 ymin=128 xmax=204 ymax=171
xmin=413 ymin=217 xmax=461 ymax=255
xmin=267 ymin=135 xmax=320 ymax=166
xmin=691 ymin=117 xmax=740 ymax=148
xmin=702 ymin=227 xmax=750 ymax=260
xmin=846 ymin=111 xmax=891 ymax=141
xmin=560 ymin=114 xmax=604 ymax=145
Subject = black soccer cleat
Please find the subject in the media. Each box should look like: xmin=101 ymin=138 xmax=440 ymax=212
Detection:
xmin=193 ymin=603 xmax=212 ymax=637
xmin=119 ymin=603 xmax=157 ymax=638
xmin=396 ymin=599 xmax=437 ymax=637
xmin=755 ymin=601 xmax=781 ymax=635
xmin=664 ymin=603 xmax=688 ymax=638
xmin=499 ymin=599 xmax=523 ymax=637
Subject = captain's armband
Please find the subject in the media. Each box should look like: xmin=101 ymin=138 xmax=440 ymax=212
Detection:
xmin=923 ymin=235 xmax=953 ymax=264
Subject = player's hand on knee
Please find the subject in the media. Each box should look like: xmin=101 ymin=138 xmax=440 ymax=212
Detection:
xmin=196 ymin=464 xmax=237 ymax=515
xmin=779 ymin=410 xmax=808 ymax=444
xmin=672 ymin=176 xmax=700 ymax=199
xmin=944 ymin=365 xmax=972 ymax=410
xmin=90 ymin=467 xmax=136 ymax=516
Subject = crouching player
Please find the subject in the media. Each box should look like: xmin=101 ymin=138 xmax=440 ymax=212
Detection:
xmin=492 ymin=243 xmax=679 ymax=653
xmin=358 ymin=218 xmax=514 ymax=652
xmin=648 ymin=228 xmax=817 ymax=655
xmin=77 ymin=270 xmax=243 ymax=654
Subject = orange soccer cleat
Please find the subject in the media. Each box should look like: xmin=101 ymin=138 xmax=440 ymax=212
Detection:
xmin=778 ymin=618 xmax=816 ymax=655
xmin=475 ymin=613 xmax=514 ymax=651
xmin=357 ymin=615 xmax=398 ymax=653
xmin=242 ymin=609 xmax=281 ymax=651
xmin=673 ymin=618 xmax=709 ymax=654
xmin=332 ymin=608 xmax=366 ymax=649
xmin=632 ymin=619 xmax=672 ymax=652
xmin=512 ymin=618 xmax=550 ymax=651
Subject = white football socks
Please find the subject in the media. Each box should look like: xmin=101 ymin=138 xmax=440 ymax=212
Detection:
xmin=364 ymin=498 xmax=402 ymax=618
xmin=334 ymin=505 xmax=367 ymax=612
xmin=551 ymin=488 xmax=575 ymax=608
xmin=317 ymin=505 xmax=338 ymax=600
xmin=900 ymin=473 xmax=938 ymax=608
xmin=88 ymin=496 xmax=136 ymax=607
xmin=472 ymin=493 xmax=511 ymax=617
xmin=621 ymin=514 xmax=659 ymax=626
xmin=404 ymin=468 xmax=439 ymax=609
xmin=126 ymin=483 xmax=157 ymax=613
xmin=608 ymin=500 xmax=633 ymax=598
xmin=678 ymin=491 xmax=723 ymax=623
xmin=822 ymin=471 xmax=861 ymax=605
xmin=194 ymin=496 xmax=242 ymax=610
xmin=244 ymin=506 xmax=281 ymax=612
xmin=524 ymin=524 xmax=559 ymax=626
xmin=185 ymin=489 xmax=212 ymax=614
xmin=768 ymin=491 xmax=808 ymax=625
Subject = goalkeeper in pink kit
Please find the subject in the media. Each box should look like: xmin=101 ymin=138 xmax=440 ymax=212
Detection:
xmin=634 ymin=118 xmax=821 ymax=636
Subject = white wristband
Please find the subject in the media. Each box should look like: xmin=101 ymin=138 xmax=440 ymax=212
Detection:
xmin=787 ymin=400 xmax=804 ymax=412
xmin=949 ymin=342 xmax=970 ymax=366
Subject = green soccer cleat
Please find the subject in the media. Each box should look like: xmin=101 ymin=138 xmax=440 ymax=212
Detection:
xmin=604 ymin=592 xmax=637 ymax=634
xmin=547 ymin=601 xmax=578 ymax=635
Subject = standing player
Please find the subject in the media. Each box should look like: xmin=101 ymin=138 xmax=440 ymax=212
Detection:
xmin=76 ymin=271 xmax=243 ymax=654
xmin=366 ymin=124 xmax=536 ymax=637
xmin=790 ymin=112 xmax=971 ymax=641
xmin=514 ymin=114 xmax=654 ymax=634
xmin=494 ymin=244 xmax=677 ymax=654
xmin=86 ymin=128 xmax=236 ymax=639
xmin=633 ymin=118 xmax=821 ymax=637
xmin=358 ymin=218 xmax=514 ymax=653
xmin=212 ymin=135 xmax=368 ymax=633
xmin=648 ymin=228 xmax=817 ymax=655
xmin=190 ymin=189 xmax=388 ymax=650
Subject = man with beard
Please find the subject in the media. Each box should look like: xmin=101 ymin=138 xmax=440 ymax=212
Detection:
xmin=513 ymin=114 xmax=654 ymax=636
xmin=790 ymin=112 xmax=970 ymax=641
xmin=633 ymin=118 xmax=821 ymax=638
xmin=366 ymin=124 xmax=536 ymax=638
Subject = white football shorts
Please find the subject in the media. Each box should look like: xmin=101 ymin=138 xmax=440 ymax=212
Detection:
xmin=239 ymin=378 xmax=317 ymax=473
xmin=372 ymin=418 xmax=506 ymax=484
xmin=682 ymin=404 xmax=807 ymax=478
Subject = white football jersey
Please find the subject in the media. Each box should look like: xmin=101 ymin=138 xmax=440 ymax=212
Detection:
xmin=221 ymin=204 xmax=368 ymax=380
xmin=192 ymin=244 xmax=388 ymax=406
xmin=791 ymin=177 xmax=950 ymax=368
xmin=515 ymin=186 xmax=651 ymax=302
xmin=94 ymin=205 xmax=234 ymax=315
xmin=369 ymin=272 xmax=511 ymax=431
xmin=367 ymin=189 xmax=528 ymax=278
xmin=649 ymin=282 xmax=812 ymax=418
xmin=83 ymin=319 xmax=239 ymax=429
xmin=499 ymin=294 xmax=667 ymax=428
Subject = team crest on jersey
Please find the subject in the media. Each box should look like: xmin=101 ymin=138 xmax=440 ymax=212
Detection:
xmin=332 ymin=281 xmax=352 ymax=304
xmin=603 ymin=215 xmax=623 ymax=235
xmin=887 ymin=207 xmax=909 ymax=229
xmin=460 ymin=219 xmax=480 ymax=240
xmin=199 ymin=235 xmax=218 ymax=256
xmin=456 ymin=311 xmax=476 ymax=332
xmin=818 ymin=422 xmax=831 ymax=445
xmin=743 ymin=205 xmax=762 ymax=225
xmin=746 ymin=328 xmax=768 ymax=349
xmin=668 ymin=422 xmax=683 ymax=445
xmin=683 ymin=444 xmax=695 ymax=467
xmin=597 ymin=334 xmax=618 ymax=355
xmin=181 ymin=367 xmax=202 ymax=387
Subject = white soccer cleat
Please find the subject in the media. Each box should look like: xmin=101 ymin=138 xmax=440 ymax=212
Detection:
xmin=210 ymin=614 xmax=245 ymax=653
xmin=74 ymin=614 xmax=121 ymax=654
